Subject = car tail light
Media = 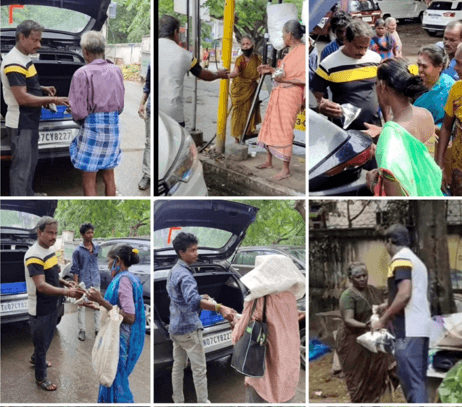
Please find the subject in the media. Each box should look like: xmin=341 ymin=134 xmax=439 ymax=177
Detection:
xmin=325 ymin=145 xmax=373 ymax=176
xmin=443 ymin=12 xmax=456 ymax=17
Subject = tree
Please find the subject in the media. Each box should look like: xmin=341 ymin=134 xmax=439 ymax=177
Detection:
xmin=54 ymin=200 xmax=150 ymax=238
xmin=107 ymin=0 xmax=150 ymax=44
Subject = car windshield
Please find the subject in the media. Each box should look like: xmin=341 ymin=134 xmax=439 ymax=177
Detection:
xmin=97 ymin=241 xmax=151 ymax=266
xmin=0 ymin=210 xmax=40 ymax=230
xmin=429 ymin=1 xmax=459 ymax=10
xmin=287 ymin=248 xmax=306 ymax=262
xmin=348 ymin=0 xmax=379 ymax=12
xmin=154 ymin=227 xmax=233 ymax=250
xmin=1 ymin=6 xmax=91 ymax=33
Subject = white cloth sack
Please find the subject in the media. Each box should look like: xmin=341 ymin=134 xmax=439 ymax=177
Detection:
xmin=92 ymin=305 xmax=123 ymax=387
xmin=267 ymin=3 xmax=299 ymax=50
xmin=240 ymin=254 xmax=306 ymax=302
xmin=357 ymin=330 xmax=394 ymax=353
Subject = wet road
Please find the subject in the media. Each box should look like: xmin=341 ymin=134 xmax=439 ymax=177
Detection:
xmin=1 ymin=80 xmax=150 ymax=197
xmin=154 ymin=355 xmax=306 ymax=403
xmin=1 ymin=301 xmax=150 ymax=403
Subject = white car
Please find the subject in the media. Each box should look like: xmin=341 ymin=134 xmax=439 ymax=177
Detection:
xmin=377 ymin=0 xmax=428 ymax=22
xmin=157 ymin=111 xmax=208 ymax=196
xmin=422 ymin=0 xmax=462 ymax=36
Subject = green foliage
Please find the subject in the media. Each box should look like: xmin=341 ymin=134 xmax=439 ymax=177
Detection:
xmin=234 ymin=200 xmax=305 ymax=246
xmin=54 ymin=200 xmax=150 ymax=238
xmin=438 ymin=360 xmax=462 ymax=403
xmin=107 ymin=0 xmax=150 ymax=44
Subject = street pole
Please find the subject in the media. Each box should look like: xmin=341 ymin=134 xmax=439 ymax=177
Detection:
xmin=192 ymin=0 xmax=198 ymax=131
xmin=215 ymin=0 xmax=235 ymax=154
xmin=186 ymin=0 xmax=190 ymax=76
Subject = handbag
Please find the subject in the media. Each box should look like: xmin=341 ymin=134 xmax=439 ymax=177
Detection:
xmin=231 ymin=296 xmax=268 ymax=377
xmin=92 ymin=305 xmax=123 ymax=387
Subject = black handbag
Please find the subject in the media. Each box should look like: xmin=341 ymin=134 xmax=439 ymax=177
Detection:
xmin=231 ymin=296 xmax=268 ymax=377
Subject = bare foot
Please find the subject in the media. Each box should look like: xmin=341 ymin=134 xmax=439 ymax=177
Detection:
xmin=255 ymin=162 xmax=273 ymax=169
xmin=272 ymin=171 xmax=291 ymax=180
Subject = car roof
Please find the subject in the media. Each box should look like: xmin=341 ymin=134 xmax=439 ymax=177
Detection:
xmin=237 ymin=246 xmax=305 ymax=250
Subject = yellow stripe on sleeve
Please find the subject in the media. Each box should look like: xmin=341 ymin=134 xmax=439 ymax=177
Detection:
xmin=44 ymin=256 xmax=58 ymax=270
xmin=26 ymin=64 xmax=37 ymax=78
xmin=4 ymin=65 xmax=28 ymax=76
xmin=25 ymin=257 xmax=45 ymax=267
xmin=191 ymin=58 xmax=198 ymax=68
xmin=388 ymin=259 xmax=412 ymax=278
xmin=315 ymin=66 xmax=330 ymax=81
xmin=329 ymin=65 xmax=378 ymax=83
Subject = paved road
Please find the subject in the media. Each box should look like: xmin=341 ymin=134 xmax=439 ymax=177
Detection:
xmin=155 ymin=355 xmax=306 ymax=403
xmin=1 ymin=80 xmax=150 ymax=197
xmin=1 ymin=301 xmax=151 ymax=403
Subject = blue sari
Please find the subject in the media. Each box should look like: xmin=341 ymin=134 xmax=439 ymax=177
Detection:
xmin=97 ymin=271 xmax=145 ymax=403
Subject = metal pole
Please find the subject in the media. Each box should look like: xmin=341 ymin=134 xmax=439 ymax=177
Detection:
xmin=215 ymin=0 xmax=235 ymax=154
xmin=192 ymin=0 xmax=198 ymax=131
xmin=186 ymin=0 xmax=190 ymax=76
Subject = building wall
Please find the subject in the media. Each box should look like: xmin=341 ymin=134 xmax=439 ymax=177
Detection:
xmin=106 ymin=43 xmax=142 ymax=65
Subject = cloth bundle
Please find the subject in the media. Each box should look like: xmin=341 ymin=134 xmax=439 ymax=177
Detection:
xmin=357 ymin=305 xmax=395 ymax=354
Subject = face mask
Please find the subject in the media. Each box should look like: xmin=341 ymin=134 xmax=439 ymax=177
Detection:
xmin=111 ymin=259 xmax=120 ymax=273
xmin=242 ymin=47 xmax=253 ymax=57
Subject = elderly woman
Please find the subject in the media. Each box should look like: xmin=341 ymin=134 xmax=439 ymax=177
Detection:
xmin=228 ymin=35 xmax=262 ymax=143
xmin=69 ymin=31 xmax=125 ymax=196
xmin=385 ymin=17 xmax=402 ymax=57
xmin=336 ymin=262 xmax=393 ymax=402
xmin=255 ymin=20 xmax=305 ymax=181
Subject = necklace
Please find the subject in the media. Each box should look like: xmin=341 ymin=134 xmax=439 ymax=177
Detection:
xmin=392 ymin=104 xmax=412 ymax=121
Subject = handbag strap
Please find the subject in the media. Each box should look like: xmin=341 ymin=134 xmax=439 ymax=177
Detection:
xmin=248 ymin=296 xmax=267 ymax=324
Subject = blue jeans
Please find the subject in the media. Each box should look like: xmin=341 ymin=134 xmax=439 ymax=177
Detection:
xmin=395 ymin=337 xmax=429 ymax=403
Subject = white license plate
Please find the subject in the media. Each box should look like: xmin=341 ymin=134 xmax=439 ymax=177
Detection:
xmin=203 ymin=331 xmax=232 ymax=348
xmin=363 ymin=16 xmax=372 ymax=22
xmin=39 ymin=130 xmax=72 ymax=145
xmin=1 ymin=299 xmax=27 ymax=313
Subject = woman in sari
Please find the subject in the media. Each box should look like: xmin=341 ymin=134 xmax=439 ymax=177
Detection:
xmin=365 ymin=58 xmax=443 ymax=196
xmin=69 ymin=31 xmax=125 ymax=196
xmin=87 ymin=244 xmax=146 ymax=403
xmin=228 ymin=36 xmax=262 ymax=143
xmin=337 ymin=262 xmax=392 ymax=403
xmin=255 ymin=20 xmax=305 ymax=181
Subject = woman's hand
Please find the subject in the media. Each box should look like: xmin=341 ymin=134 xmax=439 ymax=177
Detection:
xmin=273 ymin=76 xmax=286 ymax=83
xmin=371 ymin=318 xmax=385 ymax=332
xmin=220 ymin=305 xmax=236 ymax=322
xmin=257 ymin=64 xmax=274 ymax=75
xmin=87 ymin=287 xmax=103 ymax=304
xmin=79 ymin=301 xmax=100 ymax=310
xmin=363 ymin=123 xmax=382 ymax=138
xmin=366 ymin=169 xmax=380 ymax=192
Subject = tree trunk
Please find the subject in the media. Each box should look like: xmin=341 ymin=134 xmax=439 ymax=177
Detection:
xmin=409 ymin=201 xmax=455 ymax=315
xmin=293 ymin=200 xmax=305 ymax=223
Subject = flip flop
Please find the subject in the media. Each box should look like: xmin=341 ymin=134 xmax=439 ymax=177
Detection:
xmin=36 ymin=379 xmax=57 ymax=391
xmin=30 ymin=358 xmax=52 ymax=368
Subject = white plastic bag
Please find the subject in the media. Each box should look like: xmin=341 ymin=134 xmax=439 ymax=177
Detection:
xmin=92 ymin=305 xmax=123 ymax=387
xmin=267 ymin=3 xmax=299 ymax=50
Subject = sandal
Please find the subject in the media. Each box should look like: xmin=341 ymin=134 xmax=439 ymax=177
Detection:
xmin=36 ymin=379 xmax=57 ymax=391
xmin=30 ymin=358 xmax=52 ymax=368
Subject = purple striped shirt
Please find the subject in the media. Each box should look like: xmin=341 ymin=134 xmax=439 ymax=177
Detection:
xmin=69 ymin=59 xmax=125 ymax=121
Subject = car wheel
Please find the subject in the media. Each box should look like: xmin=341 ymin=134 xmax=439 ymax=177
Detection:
xmin=144 ymin=302 xmax=151 ymax=334
xmin=300 ymin=327 xmax=306 ymax=370
xmin=427 ymin=30 xmax=437 ymax=37
xmin=418 ymin=11 xmax=424 ymax=23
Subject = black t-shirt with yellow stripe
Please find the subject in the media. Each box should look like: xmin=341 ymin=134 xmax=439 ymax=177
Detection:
xmin=311 ymin=48 xmax=382 ymax=130
xmin=24 ymin=242 xmax=61 ymax=316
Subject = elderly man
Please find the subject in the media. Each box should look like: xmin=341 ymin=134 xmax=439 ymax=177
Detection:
xmin=0 ymin=20 xmax=69 ymax=196
xmin=311 ymin=19 xmax=389 ymax=131
xmin=436 ymin=20 xmax=462 ymax=80
xmin=158 ymin=15 xmax=229 ymax=127
xmin=138 ymin=63 xmax=150 ymax=190
xmin=372 ymin=224 xmax=431 ymax=403
xmin=25 ymin=216 xmax=85 ymax=391
xmin=320 ymin=10 xmax=352 ymax=61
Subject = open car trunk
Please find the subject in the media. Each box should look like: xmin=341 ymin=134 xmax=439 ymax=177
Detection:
xmin=1 ymin=240 xmax=32 ymax=288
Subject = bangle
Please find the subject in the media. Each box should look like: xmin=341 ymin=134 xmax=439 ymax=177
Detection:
xmin=215 ymin=303 xmax=221 ymax=313
xmin=64 ymin=288 xmax=69 ymax=297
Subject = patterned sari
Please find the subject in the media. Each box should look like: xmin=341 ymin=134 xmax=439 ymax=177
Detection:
xmin=257 ymin=44 xmax=305 ymax=162
xmin=230 ymin=54 xmax=262 ymax=140
xmin=98 ymin=271 xmax=146 ymax=403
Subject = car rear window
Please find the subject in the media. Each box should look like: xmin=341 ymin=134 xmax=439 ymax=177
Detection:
xmin=1 ymin=5 xmax=91 ymax=33
xmin=155 ymin=227 xmax=233 ymax=250
xmin=98 ymin=241 xmax=151 ymax=266
xmin=0 ymin=210 xmax=40 ymax=230
xmin=348 ymin=0 xmax=380 ymax=12
xmin=429 ymin=2 xmax=462 ymax=10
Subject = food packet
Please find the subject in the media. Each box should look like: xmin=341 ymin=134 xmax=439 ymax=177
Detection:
xmin=340 ymin=103 xmax=361 ymax=130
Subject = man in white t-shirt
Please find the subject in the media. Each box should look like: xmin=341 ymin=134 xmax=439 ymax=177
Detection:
xmin=372 ymin=224 xmax=431 ymax=403
xmin=158 ymin=15 xmax=229 ymax=127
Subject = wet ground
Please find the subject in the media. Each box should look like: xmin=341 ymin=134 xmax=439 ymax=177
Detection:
xmin=1 ymin=301 xmax=150 ymax=403
xmin=155 ymin=355 xmax=306 ymax=403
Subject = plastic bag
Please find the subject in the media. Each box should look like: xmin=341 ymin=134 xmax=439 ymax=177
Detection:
xmin=340 ymin=103 xmax=361 ymax=130
xmin=92 ymin=305 xmax=123 ymax=387
xmin=267 ymin=3 xmax=299 ymax=50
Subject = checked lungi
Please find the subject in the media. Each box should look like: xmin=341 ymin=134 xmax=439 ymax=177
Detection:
xmin=70 ymin=111 xmax=121 ymax=172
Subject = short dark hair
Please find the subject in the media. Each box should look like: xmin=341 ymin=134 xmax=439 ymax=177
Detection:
xmin=385 ymin=224 xmax=411 ymax=247
xmin=159 ymin=15 xmax=181 ymax=39
xmin=108 ymin=244 xmax=140 ymax=268
xmin=80 ymin=223 xmax=94 ymax=235
xmin=172 ymin=232 xmax=198 ymax=256
xmin=347 ymin=261 xmax=368 ymax=278
xmin=331 ymin=10 xmax=352 ymax=33
xmin=16 ymin=20 xmax=44 ymax=42
xmin=345 ymin=19 xmax=374 ymax=42
xmin=36 ymin=216 xmax=58 ymax=233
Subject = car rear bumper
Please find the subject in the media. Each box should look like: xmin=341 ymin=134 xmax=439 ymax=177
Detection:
xmin=310 ymin=170 xmax=372 ymax=196
xmin=0 ymin=293 xmax=29 ymax=324
xmin=422 ymin=23 xmax=446 ymax=31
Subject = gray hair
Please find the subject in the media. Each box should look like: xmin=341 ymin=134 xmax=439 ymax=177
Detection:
xmin=347 ymin=261 xmax=368 ymax=278
xmin=283 ymin=20 xmax=305 ymax=40
xmin=15 ymin=20 xmax=44 ymax=42
xmin=159 ymin=15 xmax=181 ymax=39
xmin=446 ymin=20 xmax=462 ymax=38
xmin=345 ymin=19 xmax=374 ymax=42
xmin=36 ymin=216 xmax=58 ymax=233
xmin=418 ymin=44 xmax=448 ymax=70
xmin=385 ymin=17 xmax=397 ymax=25
xmin=241 ymin=35 xmax=254 ymax=44
xmin=80 ymin=31 xmax=106 ymax=55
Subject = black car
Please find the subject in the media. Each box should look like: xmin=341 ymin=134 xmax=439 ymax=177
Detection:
xmin=0 ymin=200 xmax=60 ymax=324
xmin=1 ymin=0 xmax=111 ymax=160
xmin=60 ymin=237 xmax=151 ymax=333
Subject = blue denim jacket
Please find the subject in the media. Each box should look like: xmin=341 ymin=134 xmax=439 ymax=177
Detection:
xmin=70 ymin=242 xmax=100 ymax=288
xmin=167 ymin=259 xmax=203 ymax=335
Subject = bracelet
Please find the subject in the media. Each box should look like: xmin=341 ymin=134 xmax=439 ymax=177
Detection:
xmin=215 ymin=303 xmax=221 ymax=313
xmin=64 ymin=288 xmax=69 ymax=297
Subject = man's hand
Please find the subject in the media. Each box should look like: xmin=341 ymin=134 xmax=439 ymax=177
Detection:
xmin=217 ymin=69 xmax=230 ymax=79
xmin=41 ymin=86 xmax=56 ymax=96
xmin=363 ymin=123 xmax=382 ymax=138
xmin=138 ymin=103 xmax=146 ymax=119
xmin=371 ymin=318 xmax=385 ymax=332
xmin=319 ymin=99 xmax=343 ymax=118
xmin=201 ymin=294 xmax=211 ymax=301
xmin=67 ymin=287 xmax=86 ymax=299
xmin=55 ymin=97 xmax=70 ymax=107
xmin=220 ymin=305 xmax=236 ymax=322
xmin=62 ymin=280 xmax=77 ymax=288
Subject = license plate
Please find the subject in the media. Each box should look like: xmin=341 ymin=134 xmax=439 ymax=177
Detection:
xmin=1 ymin=299 xmax=27 ymax=313
xmin=295 ymin=109 xmax=306 ymax=131
xmin=363 ymin=16 xmax=372 ymax=22
xmin=39 ymin=130 xmax=72 ymax=145
xmin=203 ymin=331 xmax=232 ymax=348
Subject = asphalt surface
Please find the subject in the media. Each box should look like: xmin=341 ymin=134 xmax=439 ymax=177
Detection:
xmin=1 ymin=301 xmax=151 ymax=403
xmin=155 ymin=355 xmax=306 ymax=403
xmin=1 ymin=80 xmax=151 ymax=197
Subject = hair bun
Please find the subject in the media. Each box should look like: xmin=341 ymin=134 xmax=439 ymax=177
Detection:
xmin=300 ymin=24 xmax=306 ymax=34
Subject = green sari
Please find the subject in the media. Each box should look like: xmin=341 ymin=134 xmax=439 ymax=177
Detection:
xmin=376 ymin=121 xmax=443 ymax=196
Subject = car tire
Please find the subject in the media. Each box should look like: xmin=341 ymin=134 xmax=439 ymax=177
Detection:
xmin=300 ymin=327 xmax=306 ymax=370
xmin=418 ymin=11 xmax=424 ymax=23
xmin=426 ymin=30 xmax=437 ymax=37
xmin=144 ymin=301 xmax=151 ymax=334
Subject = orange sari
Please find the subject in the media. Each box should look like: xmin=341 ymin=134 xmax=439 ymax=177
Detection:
xmin=257 ymin=44 xmax=305 ymax=162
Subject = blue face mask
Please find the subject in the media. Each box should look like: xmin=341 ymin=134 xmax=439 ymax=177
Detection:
xmin=111 ymin=259 xmax=120 ymax=273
